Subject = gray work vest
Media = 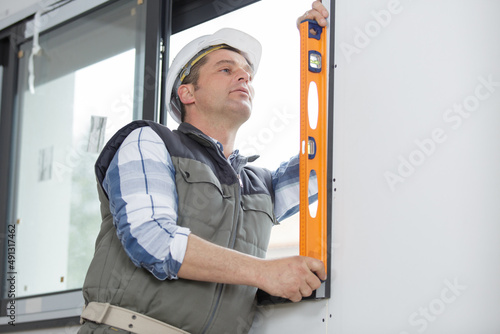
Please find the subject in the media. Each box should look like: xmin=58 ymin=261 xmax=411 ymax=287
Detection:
xmin=81 ymin=121 xmax=276 ymax=334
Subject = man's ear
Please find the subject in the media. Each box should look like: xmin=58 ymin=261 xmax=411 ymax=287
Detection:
xmin=177 ymin=84 xmax=195 ymax=105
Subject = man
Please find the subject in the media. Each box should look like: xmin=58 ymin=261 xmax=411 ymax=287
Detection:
xmin=80 ymin=2 xmax=329 ymax=333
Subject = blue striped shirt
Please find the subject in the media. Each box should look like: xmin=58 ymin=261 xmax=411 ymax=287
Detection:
xmin=103 ymin=126 xmax=316 ymax=280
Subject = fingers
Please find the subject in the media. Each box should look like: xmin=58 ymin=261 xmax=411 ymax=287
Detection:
xmin=290 ymin=270 xmax=321 ymax=302
xmin=259 ymin=256 xmax=326 ymax=302
xmin=296 ymin=1 xmax=329 ymax=29
xmin=291 ymin=257 xmax=326 ymax=302
xmin=307 ymin=257 xmax=327 ymax=281
xmin=312 ymin=0 xmax=330 ymax=23
xmin=289 ymin=292 xmax=303 ymax=303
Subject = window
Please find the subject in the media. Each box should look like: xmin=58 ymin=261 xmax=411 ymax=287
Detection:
xmin=14 ymin=49 xmax=137 ymax=297
xmin=0 ymin=0 xmax=154 ymax=327
xmin=1 ymin=0 xmax=317 ymax=330
xmin=168 ymin=0 xmax=314 ymax=258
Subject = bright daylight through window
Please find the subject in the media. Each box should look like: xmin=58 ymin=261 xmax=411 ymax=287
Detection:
xmin=10 ymin=1 xmax=145 ymax=298
xmin=169 ymin=0 xmax=315 ymax=258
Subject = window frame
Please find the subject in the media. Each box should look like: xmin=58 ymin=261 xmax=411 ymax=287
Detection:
xmin=0 ymin=0 xmax=167 ymax=330
xmin=0 ymin=0 xmax=262 ymax=331
xmin=0 ymin=18 xmax=25 ymax=326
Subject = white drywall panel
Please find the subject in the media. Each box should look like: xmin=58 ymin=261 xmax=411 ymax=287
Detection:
xmin=251 ymin=299 xmax=329 ymax=334
xmin=329 ymin=0 xmax=500 ymax=333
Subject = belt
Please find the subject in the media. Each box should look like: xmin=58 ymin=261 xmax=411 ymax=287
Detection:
xmin=80 ymin=302 xmax=190 ymax=334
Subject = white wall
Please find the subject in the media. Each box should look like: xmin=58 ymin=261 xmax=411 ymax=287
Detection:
xmin=330 ymin=0 xmax=500 ymax=332
xmin=253 ymin=0 xmax=500 ymax=333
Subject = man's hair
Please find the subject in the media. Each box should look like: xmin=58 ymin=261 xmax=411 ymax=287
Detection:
xmin=178 ymin=45 xmax=246 ymax=122
xmin=179 ymin=55 xmax=208 ymax=122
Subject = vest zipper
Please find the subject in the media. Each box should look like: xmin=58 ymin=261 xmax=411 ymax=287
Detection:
xmin=198 ymin=134 xmax=244 ymax=334
xmin=201 ymin=180 xmax=242 ymax=334
xmin=200 ymin=283 xmax=224 ymax=334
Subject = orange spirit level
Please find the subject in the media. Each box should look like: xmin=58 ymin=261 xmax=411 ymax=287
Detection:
xmin=257 ymin=18 xmax=332 ymax=305
xmin=299 ymin=20 xmax=328 ymax=275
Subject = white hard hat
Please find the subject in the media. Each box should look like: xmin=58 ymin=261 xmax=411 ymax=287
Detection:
xmin=165 ymin=28 xmax=262 ymax=124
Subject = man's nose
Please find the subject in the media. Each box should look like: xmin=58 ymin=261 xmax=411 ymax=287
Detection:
xmin=237 ymin=68 xmax=251 ymax=82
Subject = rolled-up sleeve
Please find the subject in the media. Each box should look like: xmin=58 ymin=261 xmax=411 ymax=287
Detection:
xmin=102 ymin=126 xmax=190 ymax=280
xmin=271 ymin=154 xmax=318 ymax=222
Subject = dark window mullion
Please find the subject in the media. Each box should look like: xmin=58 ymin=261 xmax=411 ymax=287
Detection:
xmin=159 ymin=0 xmax=172 ymax=125
xmin=140 ymin=0 xmax=168 ymax=122
xmin=171 ymin=0 xmax=260 ymax=34
xmin=0 ymin=24 xmax=23 ymax=318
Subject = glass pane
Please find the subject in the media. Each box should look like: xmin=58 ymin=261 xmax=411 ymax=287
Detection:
xmin=169 ymin=0 xmax=314 ymax=259
xmin=11 ymin=0 xmax=145 ymax=298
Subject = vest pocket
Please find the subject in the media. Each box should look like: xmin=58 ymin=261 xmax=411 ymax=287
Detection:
xmin=239 ymin=194 xmax=276 ymax=256
xmin=175 ymin=158 xmax=232 ymax=239
xmin=177 ymin=158 xmax=225 ymax=197
xmin=241 ymin=194 xmax=276 ymax=224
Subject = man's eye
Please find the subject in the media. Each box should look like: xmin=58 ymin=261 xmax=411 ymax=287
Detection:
xmin=221 ymin=68 xmax=230 ymax=73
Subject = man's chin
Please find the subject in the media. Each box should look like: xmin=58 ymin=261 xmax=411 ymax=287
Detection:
xmin=229 ymin=102 xmax=252 ymax=118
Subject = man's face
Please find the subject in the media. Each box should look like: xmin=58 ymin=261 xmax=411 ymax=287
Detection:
xmin=192 ymin=49 xmax=255 ymax=125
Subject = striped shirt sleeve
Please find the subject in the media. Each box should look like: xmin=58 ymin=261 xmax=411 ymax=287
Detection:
xmin=271 ymin=154 xmax=318 ymax=222
xmin=102 ymin=126 xmax=190 ymax=280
